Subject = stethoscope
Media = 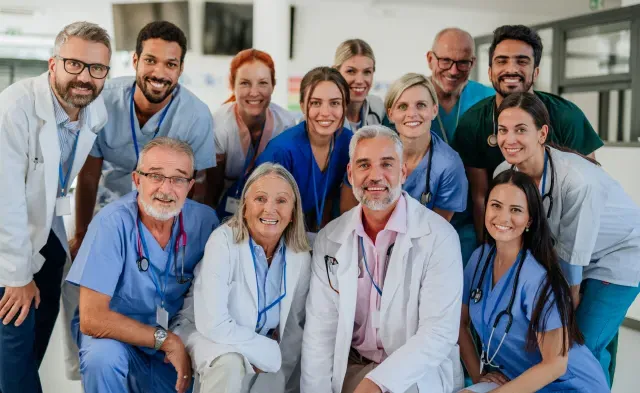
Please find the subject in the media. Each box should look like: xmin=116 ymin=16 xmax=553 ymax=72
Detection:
xmin=249 ymin=237 xmax=287 ymax=333
xmin=510 ymin=147 xmax=555 ymax=219
xmin=420 ymin=138 xmax=435 ymax=206
xmin=469 ymin=245 xmax=526 ymax=372
xmin=129 ymin=82 xmax=176 ymax=162
xmin=435 ymin=101 xmax=461 ymax=145
xmin=489 ymin=98 xmax=499 ymax=147
xmin=136 ymin=211 xmax=190 ymax=285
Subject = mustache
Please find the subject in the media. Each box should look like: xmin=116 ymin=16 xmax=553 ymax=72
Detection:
xmin=499 ymin=73 xmax=524 ymax=81
xmin=145 ymin=77 xmax=171 ymax=86
xmin=67 ymin=81 xmax=96 ymax=92
xmin=361 ymin=180 xmax=390 ymax=189
xmin=152 ymin=192 xmax=176 ymax=202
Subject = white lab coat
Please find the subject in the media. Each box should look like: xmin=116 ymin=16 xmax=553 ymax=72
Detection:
xmin=301 ymin=193 xmax=464 ymax=393
xmin=173 ymin=224 xmax=311 ymax=392
xmin=0 ymin=72 xmax=107 ymax=287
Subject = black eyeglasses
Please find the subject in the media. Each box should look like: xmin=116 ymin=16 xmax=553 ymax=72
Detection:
xmin=431 ymin=53 xmax=473 ymax=72
xmin=54 ymin=56 xmax=110 ymax=79
xmin=136 ymin=170 xmax=193 ymax=188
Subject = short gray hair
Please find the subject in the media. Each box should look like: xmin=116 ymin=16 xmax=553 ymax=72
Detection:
xmin=349 ymin=125 xmax=404 ymax=165
xmin=227 ymin=163 xmax=310 ymax=253
xmin=136 ymin=137 xmax=195 ymax=175
xmin=54 ymin=21 xmax=112 ymax=56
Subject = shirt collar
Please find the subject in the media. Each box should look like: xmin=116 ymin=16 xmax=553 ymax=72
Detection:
xmin=354 ymin=193 xmax=408 ymax=239
xmin=49 ymin=85 xmax=85 ymax=130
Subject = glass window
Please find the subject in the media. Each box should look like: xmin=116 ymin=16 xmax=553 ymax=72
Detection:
xmin=476 ymin=42 xmax=491 ymax=86
xmin=565 ymin=21 xmax=631 ymax=79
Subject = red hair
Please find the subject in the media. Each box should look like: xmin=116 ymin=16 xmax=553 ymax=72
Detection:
xmin=225 ymin=49 xmax=276 ymax=103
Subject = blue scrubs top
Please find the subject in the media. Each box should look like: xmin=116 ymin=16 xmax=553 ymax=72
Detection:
xmin=91 ymin=77 xmax=216 ymax=203
xmin=254 ymin=121 xmax=353 ymax=232
xmin=432 ymin=80 xmax=494 ymax=144
xmin=403 ymin=131 xmax=468 ymax=212
xmin=463 ymin=245 xmax=610 ymax=392
xmin=66 ymin=192 xmax=219 ymax=338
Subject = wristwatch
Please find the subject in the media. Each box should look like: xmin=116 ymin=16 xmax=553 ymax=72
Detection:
xmin=154 ymin=327 xmax=168 ymax=350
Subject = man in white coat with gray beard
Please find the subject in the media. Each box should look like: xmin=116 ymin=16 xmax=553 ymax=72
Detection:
xmin=301 ymin=125 xmax=464 ymax=393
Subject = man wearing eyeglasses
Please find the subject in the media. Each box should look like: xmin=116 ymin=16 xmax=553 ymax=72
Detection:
xmin=66 ymin=137 xmax=219 ymax=393
xmin=0 ymin=21 xmax=111 ymax=393
xmin=427 ymin=28 xmax=495 ymax=271
xmin=427 ymin=28 xmax=495 ymax=145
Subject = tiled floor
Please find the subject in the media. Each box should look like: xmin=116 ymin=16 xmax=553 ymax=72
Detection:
xmin=41 ymin=317 xmax=640 ymax=393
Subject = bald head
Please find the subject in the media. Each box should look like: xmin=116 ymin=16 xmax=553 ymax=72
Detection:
xmin=427 ymin=27 xmax=476 ymax=97
xmin=432 ymin=28 xmax=475 ymax=56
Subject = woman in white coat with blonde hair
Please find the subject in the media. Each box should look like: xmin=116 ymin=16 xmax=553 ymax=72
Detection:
xmin=174 ymin=162 xmax=311 ymax=393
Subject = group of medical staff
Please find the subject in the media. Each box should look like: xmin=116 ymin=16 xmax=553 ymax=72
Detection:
xmin=0 ymin=14 xmax=638 ymax=393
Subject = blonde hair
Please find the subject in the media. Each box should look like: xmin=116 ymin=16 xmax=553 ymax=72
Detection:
xmin=227 ymin=163 xmax=310 ymax=253
xmin=333 ymin=38 xmax=376 ymax=70
xmin=384 ymin=72 xmax=439 ymax=111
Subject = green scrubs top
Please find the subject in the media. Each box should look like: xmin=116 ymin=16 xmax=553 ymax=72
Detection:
xmin=451 ymin=90 xmax=603 ymax=176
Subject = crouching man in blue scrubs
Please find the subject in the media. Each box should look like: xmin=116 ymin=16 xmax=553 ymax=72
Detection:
xmin=66 ymin=137 xmax=219 ymax=393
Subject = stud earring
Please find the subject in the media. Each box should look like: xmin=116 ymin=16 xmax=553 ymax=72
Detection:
xmin=525 ymin=227 xmax=530 ymax=232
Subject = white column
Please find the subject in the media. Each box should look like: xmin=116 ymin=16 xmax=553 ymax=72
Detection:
xmin=622 ymin=0 xmax=640 ymax=5
xmin=253 ymin=0 xmax=290 ymax=108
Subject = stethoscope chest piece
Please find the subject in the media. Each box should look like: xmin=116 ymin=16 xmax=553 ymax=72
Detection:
xmin=471 ymin=288 xmax=483 ymax=303
xmin=420 ymin=192 xmax=432 ymax=205
xmin=137 ymin=257 xmax=149 ymax=272
xmin=487 ymin=134 xmax=498 ymax=147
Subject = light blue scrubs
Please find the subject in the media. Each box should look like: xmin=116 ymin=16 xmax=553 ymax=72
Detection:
xmin=403 ymin=131 xmax=468 ymax=213
xmin=91 ymin=77 xmax=216 ymax=205
xmin=251 ymin=239 xmax=285 ymax=336
xmin=66 ymin=192 xmax=219 ymax=393
xmin=254 ymin=121 xmax=353 ymax=232
xmin=464 ymin=245 xmax=610 ymax=393
xmin=438 ymin=80 xmax=494 ymax=266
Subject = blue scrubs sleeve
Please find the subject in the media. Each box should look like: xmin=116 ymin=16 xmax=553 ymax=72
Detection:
xmin=560 ymin=258 xmax=584 ymax=286
xmin=522 ymin=275 xmax=563 ymax=332
xmin=433 ymin=158 xmax=468 ymax=212
xmin=66 ymin=212 xmax=126 ymax=297
xmin=254 ymin=142 xmax=294 ymax=173
xmin=191 ymin=112 xmax=216 ymax=170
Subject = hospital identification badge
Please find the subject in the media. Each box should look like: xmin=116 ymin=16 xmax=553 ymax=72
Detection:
xmin=55 ymin=195 xmax=72 ymax=216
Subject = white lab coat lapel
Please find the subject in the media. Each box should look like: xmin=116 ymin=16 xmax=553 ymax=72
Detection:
xmin=68 ymin=125 xmax=97 ymax=183
xmin=379 ymin=231 xmax=412 ymax=321
xmin=240 ymin=240 xmax=260 ymax=318
xmin=278 ymin=247 xmax=300 ymax=338
xmin=33 ymin=74 xmax=61 ymax=225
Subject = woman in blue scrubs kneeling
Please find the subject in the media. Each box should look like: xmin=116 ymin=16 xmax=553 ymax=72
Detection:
xmin=340 ymin=73 xmax=467 ymax=222
xmin=255 ymin=67 xmax=352 ymax=236
xmin=458 ymin=170 xmax=609 ymax=393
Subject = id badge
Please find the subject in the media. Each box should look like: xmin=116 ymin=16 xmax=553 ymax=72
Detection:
xmin=225 ymin=197 xmax=240 ymax=214
xmin=371 ymin=310 xmax=380 ymax=329
xmin=55 ymin=195 xmax=72 ymax=216
xmin=156 ymin=306 xmax=169 ymax=330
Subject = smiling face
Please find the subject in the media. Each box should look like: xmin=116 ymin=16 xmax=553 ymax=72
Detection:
xmin=303 ymin=81 xmax=345 ymax=138
xmin=388 ymin=84 xmax=438 ymax=140
xmin=338 ymin=55 xmax=374 ymax=104
xmin=49 ymin=36 xmax=111 ymax=109
xmin=234 ymin=60 xmax=274 ymax=119
xmin=485 ymin=182 xmax=531 ymax=244
xmin=133 ymin=38 xmax=183 ymax=104
xmin=427 ymin=29 xmax=475 ymax=96
xmin=489 ymin=39 xmax=539 ymax=99
xmin=497 ymin=106 xmax=547 ymax=165
xmin=348 ymin=136 xmax=407 ymax=211
xmin=243 ymin=173 xmax=295 ymax=243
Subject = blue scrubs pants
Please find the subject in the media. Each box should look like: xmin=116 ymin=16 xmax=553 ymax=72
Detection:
xmin=0 ymin=231 xmax=66 ymax=393
xmin=576 ymin=279 xmax=640 ymax=387
xmin=78 ymin=333 xmax=193 ymax=393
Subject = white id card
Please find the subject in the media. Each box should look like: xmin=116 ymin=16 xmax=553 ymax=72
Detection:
xmin=371 ymin=310 xmax=380 ymax=329
xmin=55 ymin=195 xmax=72 ymax=216
xmin=225 ymin=197 xmax=240 ymax=214
xmin=156 ymin=306 xmax=169 ymax=330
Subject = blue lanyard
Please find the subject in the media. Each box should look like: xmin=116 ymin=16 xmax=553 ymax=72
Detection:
xmin=58 ymin=133 xmax=80 ymax=196
xmin=310 ymin=135 xmax=335 ymax=230
xmin=359 ymin=237 xmax=383 ymax=296
xmin=136 ymin=218 xmax=174 ymax=308
xmin=234 ymin=130 xmax=264 ymax=198
xmin=540 ymin=149 xmax=548 ymax=196
xmin=129 ymin=82 xmax=176 ymax=162
xmin=479 ymin=250 xmax=520 ymax=345
xmin=249 ymin=237 xmax=287 ymax=332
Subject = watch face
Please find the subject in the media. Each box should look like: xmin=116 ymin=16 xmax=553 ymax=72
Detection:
xmin=155 ymin=328 xmax=167 ymax=340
